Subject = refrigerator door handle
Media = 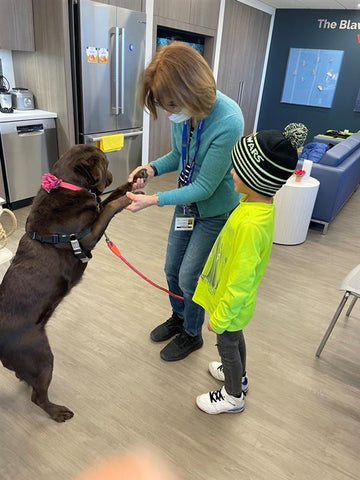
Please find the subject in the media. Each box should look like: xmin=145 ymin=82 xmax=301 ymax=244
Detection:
xmin=110 ymin=26 xmax=125 ymax=115
xmin=110 ymin=27 xmax=120 ymax=115
xmin=119 ymin=27 xmax=125 ymax=115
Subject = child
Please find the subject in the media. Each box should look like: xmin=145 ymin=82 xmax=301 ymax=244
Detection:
xmin=193 ymin=123 xmax=308 ymax=414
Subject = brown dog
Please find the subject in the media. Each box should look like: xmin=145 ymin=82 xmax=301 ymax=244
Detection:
xmin=0 ymin=144 xmax=146 ymax=422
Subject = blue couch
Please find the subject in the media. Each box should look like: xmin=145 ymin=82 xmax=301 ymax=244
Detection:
xmin=297 ymin=133 xmax=360 ymax=233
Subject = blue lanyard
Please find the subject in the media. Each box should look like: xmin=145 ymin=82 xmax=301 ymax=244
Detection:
xmin=181 ymin=119 xmax=205 ymax=185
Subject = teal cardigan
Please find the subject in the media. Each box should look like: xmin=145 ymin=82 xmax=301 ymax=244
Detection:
xmin=150 ymin=91 xmax=244 ymax=218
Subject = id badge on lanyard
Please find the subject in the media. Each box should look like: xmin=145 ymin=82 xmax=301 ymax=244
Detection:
xmin=175 ymin=119 xmax=205 ymax=231
xmin=175 ymin=205 xmax=196 ymax=231
xmin=175 ymin=215 xmax=195 ymax=231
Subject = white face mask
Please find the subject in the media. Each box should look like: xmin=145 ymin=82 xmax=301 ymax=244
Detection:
xmin=168 ymin=110 xmax=191 ymax=123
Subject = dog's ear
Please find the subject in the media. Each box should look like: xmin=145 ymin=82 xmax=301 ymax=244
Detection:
xmin=74 ymin=158 xmax=99 ymax=185
xmin=74 ymin=153 xmax=110 ymax=191
xmin=89 ymin=160 xmax=111 ymax=192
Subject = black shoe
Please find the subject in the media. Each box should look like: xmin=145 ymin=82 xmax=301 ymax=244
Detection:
xmin=160 ymin=331 xmax=203 ymax=361
xmin=150 ymin=313 xmax=184 ymax=342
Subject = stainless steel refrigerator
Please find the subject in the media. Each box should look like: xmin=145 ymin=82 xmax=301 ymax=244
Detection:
xmin=69 ymin=0 xmax=146 ymax=192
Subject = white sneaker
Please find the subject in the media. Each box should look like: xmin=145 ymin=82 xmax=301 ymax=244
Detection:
xmin=196 ymin=386 xmax=245 ymax=415
xmin=208 ymin=361 xmax=225 ymax=381
xmin=208 ymin=362 xmax=249 ymax=393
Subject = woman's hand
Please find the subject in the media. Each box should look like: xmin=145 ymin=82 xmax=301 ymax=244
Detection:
xmin=128 ymin=165 xmax=155 ymax=191
xmin=126 ymin=192 xmax=159 ymax=212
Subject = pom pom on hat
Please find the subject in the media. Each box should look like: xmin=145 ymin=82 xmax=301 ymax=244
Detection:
xmin=231 ymin=122 xmax=308 ymax=197
xmin=283 ymin=122 xmax=308 ymax=149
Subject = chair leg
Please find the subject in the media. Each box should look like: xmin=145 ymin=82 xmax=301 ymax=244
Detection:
xmin=315 ymin=291 xmax=350 ymax=358
xmin=345 ymin=296 xmax=358 ymax=318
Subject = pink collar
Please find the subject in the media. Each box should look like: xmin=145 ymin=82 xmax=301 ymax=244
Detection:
xmin=41 ymin=173 xmax=83 ymax=193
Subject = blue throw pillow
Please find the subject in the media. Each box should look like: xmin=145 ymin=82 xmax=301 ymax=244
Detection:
xmin=299 ymin=142 xmax=329 ymax=163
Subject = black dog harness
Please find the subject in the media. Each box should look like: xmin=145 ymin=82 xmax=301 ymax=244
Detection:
xmin=28 ymin=226 xmax=92 ymax=263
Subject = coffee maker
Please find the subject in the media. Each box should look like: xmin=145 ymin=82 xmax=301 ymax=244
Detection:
xmin=0 ymin=75 xmax=13 ymax=113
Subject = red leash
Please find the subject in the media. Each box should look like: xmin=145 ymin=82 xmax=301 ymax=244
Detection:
xmin=105 ymin=233 xmax=184 ymax=300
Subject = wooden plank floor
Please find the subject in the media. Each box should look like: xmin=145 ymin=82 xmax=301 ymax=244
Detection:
xmin=0 ymin=173 xmax=359 ymax=480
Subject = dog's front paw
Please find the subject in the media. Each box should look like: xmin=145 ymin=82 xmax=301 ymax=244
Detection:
xmin=50 ymin=405 xmax=74 ymax=423
xmin=132 ymin=168 xmax=148 ymax=184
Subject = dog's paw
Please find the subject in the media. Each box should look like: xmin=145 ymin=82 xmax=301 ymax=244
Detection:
xmin=49 ymin=405 xmax=74 ymax=422
xmin=132 ymin=168 xmax=148 ymax=183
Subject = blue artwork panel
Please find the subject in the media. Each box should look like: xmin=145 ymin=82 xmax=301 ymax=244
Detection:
xmin=281 ymin=48 xmax=344 ymax=108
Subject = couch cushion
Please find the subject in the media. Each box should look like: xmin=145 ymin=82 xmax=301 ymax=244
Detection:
xmin=320 ymin=133 xmax=360 ymax=167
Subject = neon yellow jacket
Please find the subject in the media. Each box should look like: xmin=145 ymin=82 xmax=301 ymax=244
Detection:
xmin=193 ymin=197 xmax=275 ymax=333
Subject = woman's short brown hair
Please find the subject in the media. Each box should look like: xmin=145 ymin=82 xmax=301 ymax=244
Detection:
xmin=138 ymin=42 xmax=216 ymax=120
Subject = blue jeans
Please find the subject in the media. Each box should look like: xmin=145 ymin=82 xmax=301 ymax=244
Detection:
xmin=164 ymin=204 xmax=230 ymax=336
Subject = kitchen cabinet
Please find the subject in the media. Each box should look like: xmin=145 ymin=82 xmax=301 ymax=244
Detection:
xmin=96 ymin=0 xmax=143 ymax=11
xmin=190 ymin=0 xmax=220 ymax=30
xmin=216 ymin=0 xmax=271 ymax=135
xmin=0 ymin=0 xmax=34 ymax=51
xmin=154 ymin=0 xmax=191 ymax=24
xmin=154 ymin=0 xmax=220 ymax=29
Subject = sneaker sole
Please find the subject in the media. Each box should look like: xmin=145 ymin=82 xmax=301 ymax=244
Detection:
xmin=196 ymin=403 xmax=245 ymax=415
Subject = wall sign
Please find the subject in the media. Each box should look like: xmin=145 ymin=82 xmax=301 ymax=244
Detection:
xmin=317 ymin=18 xmax=360 ymax=30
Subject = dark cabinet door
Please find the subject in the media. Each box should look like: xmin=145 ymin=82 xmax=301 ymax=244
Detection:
xmin=0 ymin=0 xmax=34 ymax=51
xmin=154 ymin=0 xmax=191 ymax=23
xmin=217 ymin=0 xmax=271 ymax=135
xmin=190 ymin=0 xmax=220 ymax=30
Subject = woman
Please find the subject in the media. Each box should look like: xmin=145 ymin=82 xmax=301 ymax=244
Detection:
xmin=127 ymin=42 xmax=244 ymax=362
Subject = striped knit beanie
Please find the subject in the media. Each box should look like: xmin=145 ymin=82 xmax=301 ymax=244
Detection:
xmin=231 ymin=123 xmax=308 ymax=197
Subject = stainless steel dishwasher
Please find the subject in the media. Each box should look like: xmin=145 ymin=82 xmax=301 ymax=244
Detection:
xmin=0 ymin=118 xmax=58 ymax=206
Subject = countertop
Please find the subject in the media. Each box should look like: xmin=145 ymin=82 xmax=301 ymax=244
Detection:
xmin=0 ymin=109 xmax=57 ymax=123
